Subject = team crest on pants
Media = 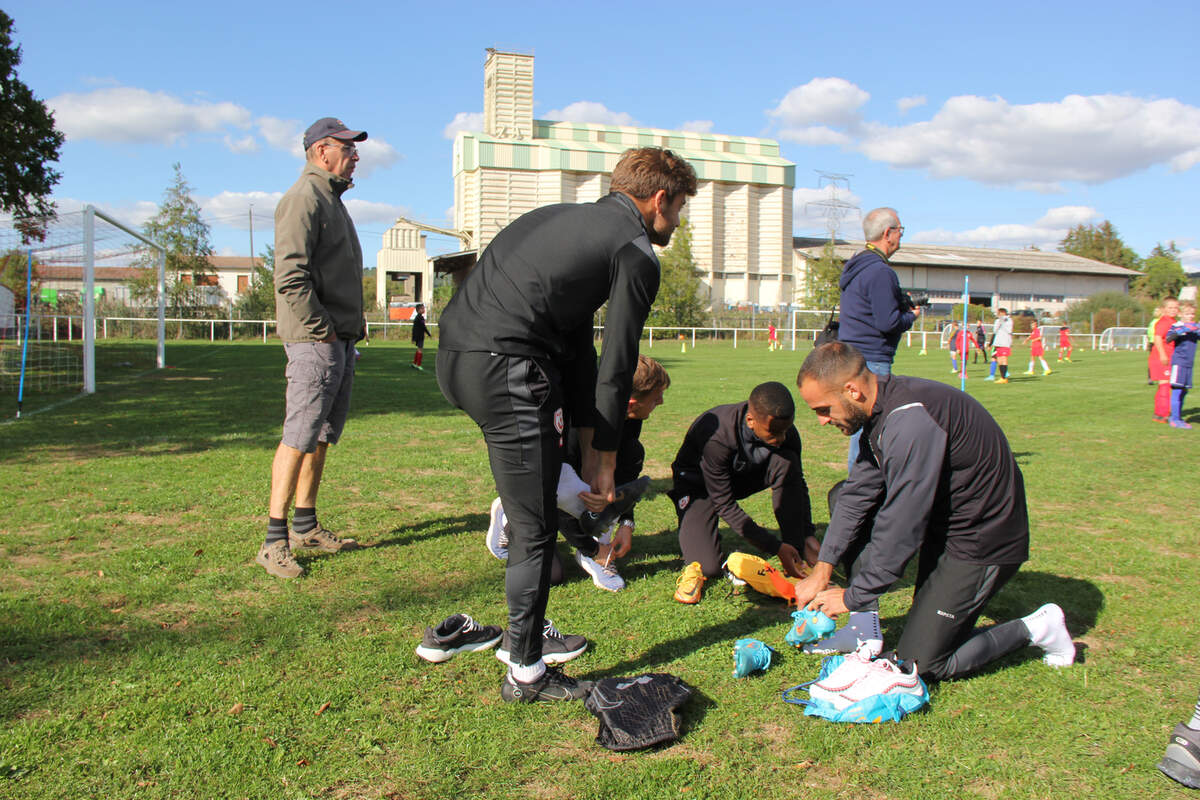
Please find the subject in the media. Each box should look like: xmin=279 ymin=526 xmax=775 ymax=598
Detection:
xmin=554 ymin=407 xmax=564 ymax=434
xmin=678 ymin=495 xmax=690 ymax=511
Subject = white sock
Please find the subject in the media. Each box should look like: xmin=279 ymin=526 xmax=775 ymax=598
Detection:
xmin=804 ymin=610 xmax=882 ymax=657
xmin=1187 ymin=696 xmax=1200 ymax=730
xmin=1021 ymin=603 xmax=1075 ymax=667
xmin=555 ymin=463 xmax=589 ymax=518
xmin=509 ymin=660 xmax=546 ymax=683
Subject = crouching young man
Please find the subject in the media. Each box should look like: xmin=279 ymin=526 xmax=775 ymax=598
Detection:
xmin=793 ymin=342 xmax=1075 ymax=680
xmin=668 ymin=381 xmax=817 ymax=604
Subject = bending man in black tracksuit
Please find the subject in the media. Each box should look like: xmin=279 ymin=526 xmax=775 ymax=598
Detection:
xmin=438 ymin=147 xmax=697 ymax=703
xmin=793 ymin=342 xmax=1075 ymax=680
xmin=668 ymin=381 xmax=817 ymax=605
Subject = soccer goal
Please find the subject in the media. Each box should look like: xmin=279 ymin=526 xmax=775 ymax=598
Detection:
xmin=1097 ymin=326 xmax=1148 ymax=351
xmin=0 ymin=206 xmax=165 ymax=417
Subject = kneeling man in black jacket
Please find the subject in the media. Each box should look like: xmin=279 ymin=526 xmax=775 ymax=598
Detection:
xmin=793 ymin=342 xmax=1075 ymax=680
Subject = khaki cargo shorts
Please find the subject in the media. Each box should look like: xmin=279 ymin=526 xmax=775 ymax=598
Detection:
xmin=281 ymin=340 xmax=356 ymax=452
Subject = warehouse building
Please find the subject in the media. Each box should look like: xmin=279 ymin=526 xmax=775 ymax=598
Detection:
xmin=792 ymin=238 xmax=1139 ymax=315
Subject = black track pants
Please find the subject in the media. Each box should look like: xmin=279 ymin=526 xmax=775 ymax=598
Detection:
xmin=438 ymin=350 xmax=563 ymax=667
xmin=896 ymin=553 xmax=1027 ymax=680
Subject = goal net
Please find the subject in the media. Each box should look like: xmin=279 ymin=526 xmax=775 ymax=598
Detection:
xmin=1097 ymin=327 xmax=1148 ymax=351
xmin=0 ymin=207 xmax=165 ymax=417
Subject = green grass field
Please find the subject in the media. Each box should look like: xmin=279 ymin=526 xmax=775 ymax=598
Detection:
xmin=0 ymin=339 xmax=1196 ymax=799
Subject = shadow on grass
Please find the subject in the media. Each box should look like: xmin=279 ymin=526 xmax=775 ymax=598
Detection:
xmin=0 ymin=342 xmax=461 ymax=459
xmin=579 ymin=606 xmax=783 ymax=681
xmin=372 ymin=513 xmax=489 ymax=550
xmin=884 ymin=570 xmax=1105 ymax=681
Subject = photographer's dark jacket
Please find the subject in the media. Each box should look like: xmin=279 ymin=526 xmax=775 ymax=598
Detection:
xmin=818 ymin=375 xmax=1030 ymax=611
xmin=837 ymin=246 xmax=916 ymax=363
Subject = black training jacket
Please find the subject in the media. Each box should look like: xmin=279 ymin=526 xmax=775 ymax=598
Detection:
xmin=439 ymin=192 xmax=659 ymax=451
xmin=670 ymin=402 xmax=814 ymax=555
xmin=819 ymin=375 xmax=1030 ymax=611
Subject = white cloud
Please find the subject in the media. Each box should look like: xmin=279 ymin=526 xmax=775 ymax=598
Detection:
xmin=443 ymin=111 xmax=484 ymax=139
xmin=354 ymin=138 xmax=402 ymax=179
xmin=897 ymin=95 xmax=927 ymax=114
xmin=343 ymin=198 xmax=413 ymax=227
xmin=49 ymin=87 xmax=252 ymax=144
xmin=908 ymin=206 xmax=1099 ymax=250
xmin=544 ymin=101 xmax=636 ymax=126
xmin=769 ymin=78 xmax=869 ymax=130
xmin=778 ymin=125 xmax=851 ymax=147
xmin=858 ymin=93 xmax=1200 ymax=187
xmin=200 ymin=191 xmax=284 ymax=231
xmin=224 ymin=134 xmax=258 ymax=154
xmin=680 ymin=119 xmax=714 ymax=133
xmin=49 ymin=196 xmax=159 ymax=228
xmin=792 ymin=185 xmax=863 ymax=235
xmin=1181 ymin=247 xmax=1200 ymax=272
xmin=257 ymin=116 xmax=303 ymax=157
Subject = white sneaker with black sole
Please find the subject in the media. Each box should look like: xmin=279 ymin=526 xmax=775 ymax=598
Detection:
xmin=495 ymin=619 xmax=588 ymax=666
xmin=415 ymin=614 xmax=503 ymax=663
xmin=574 ymin=550 xmax=625 ymax=592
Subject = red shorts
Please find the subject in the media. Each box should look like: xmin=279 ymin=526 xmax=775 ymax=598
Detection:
xmin=994 ymin=346 xmax=1011 ymax=358
xmin=1149 ymin=358 xmax=1170 ymax=382
xmin=1031 ymin=342 xmax=1044 ymax=357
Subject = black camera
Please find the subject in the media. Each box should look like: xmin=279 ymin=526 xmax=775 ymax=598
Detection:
xmin=900 ymin=291 xmax=930 ymax=312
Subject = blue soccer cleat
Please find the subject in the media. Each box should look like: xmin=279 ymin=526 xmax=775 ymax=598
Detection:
xmin=733 ymin=638 xmax=772 ymax=677
xmin=785 ymin=609 xmax=837 ymax=647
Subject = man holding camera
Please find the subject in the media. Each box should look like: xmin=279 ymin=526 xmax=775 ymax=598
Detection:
xmin=837 ymin=207 xmax=921 ymax=469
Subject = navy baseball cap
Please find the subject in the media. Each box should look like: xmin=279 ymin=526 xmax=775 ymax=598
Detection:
xmin=303 ymin=117 xmax=368 ymax=151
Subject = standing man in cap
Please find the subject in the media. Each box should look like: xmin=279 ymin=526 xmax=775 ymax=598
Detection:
xmin=256 ymin=117 xmax=369 ymax=579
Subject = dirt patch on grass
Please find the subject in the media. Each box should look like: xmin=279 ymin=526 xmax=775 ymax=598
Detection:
xmin=8 ymin=553 xmax=53 ymax=569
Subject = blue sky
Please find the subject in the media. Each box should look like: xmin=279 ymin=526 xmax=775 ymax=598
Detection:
xmin=7 ymin=0 xmax=1200 ymax=271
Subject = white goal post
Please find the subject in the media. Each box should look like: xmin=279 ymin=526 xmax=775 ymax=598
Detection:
xmin=80 ymin=205 xmax=167 ymax=392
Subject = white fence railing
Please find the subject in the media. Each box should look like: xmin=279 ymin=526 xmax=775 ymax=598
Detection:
xmin=5 ymin=314 xmax=1110 ymax=352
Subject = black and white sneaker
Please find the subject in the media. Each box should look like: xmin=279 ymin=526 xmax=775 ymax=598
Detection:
xmin=580 ymin=475 xmax=651 ymax=537
xmin=495 ymin=619 xmax=588 ymax=666
xmin=415 ymin=614 xmax=503 ymax=663
xmin=501 ymin=666 xmax=592 ymax=703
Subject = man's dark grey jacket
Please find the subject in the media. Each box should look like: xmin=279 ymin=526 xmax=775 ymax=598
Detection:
xmin=819 ymin=375 xmax=1029 ymax=610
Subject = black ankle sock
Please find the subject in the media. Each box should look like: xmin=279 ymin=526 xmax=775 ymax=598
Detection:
xmin=293 ymin=507 xmax=318 ymax=534
xmin=1000 ymin=365 xmax=1008 ymax=378
xmin=265 ymin=517 xmax=288 ymax=545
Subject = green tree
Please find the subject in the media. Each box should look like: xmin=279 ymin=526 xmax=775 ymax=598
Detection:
xmin=0 ymin=11 xmax=64 ymax=243
xmin=235 ymin=243 xmax=275 ymax=318
xmin=1058 ymin=221 xmax=1141 ymax=270
xmin=648 ymin=219 xmax=705 ymax=327
xmin=1132 ymin=241 xmax=1187 ymax=299
xmin=1064 ymin=290 xmax=1151 ymax=331
xmin=0 ymin=248 xmax=38 ymax=310
xmin=128 ymin=163 xmax=215 ymax=318
xmin=804 ymin=240 xmax=843 ymax=310
xmin=362 ymin=267 xmax=379 ymax=314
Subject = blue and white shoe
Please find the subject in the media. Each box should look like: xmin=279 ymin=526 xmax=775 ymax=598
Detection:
xmin=485 ymin=497 xmax=508 ymax=560
xmin=733 ymin=638 xmax=772 ymax=677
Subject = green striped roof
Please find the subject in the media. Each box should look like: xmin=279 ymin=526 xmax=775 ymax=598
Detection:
xmin=454 ymin=120 xmax=795 ymax=188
